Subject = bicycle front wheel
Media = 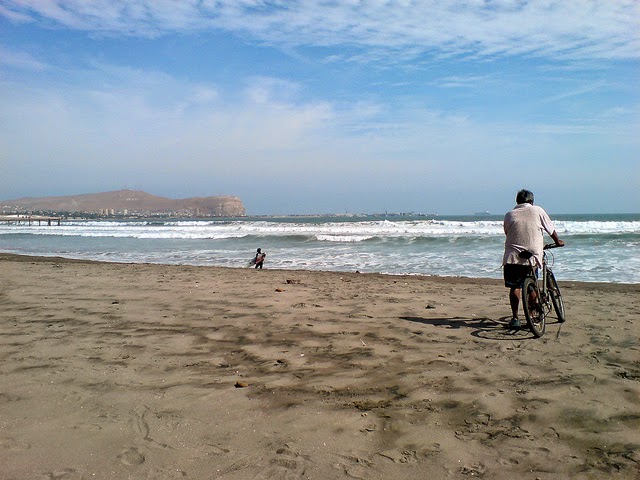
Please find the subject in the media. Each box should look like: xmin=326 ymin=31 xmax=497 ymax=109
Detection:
xmin=522 ymin=277 xmax=546 ymax=337
xmin=547 ymin=270 xmax=565 ymax=323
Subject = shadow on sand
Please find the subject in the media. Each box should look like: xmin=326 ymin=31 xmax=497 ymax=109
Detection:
xmin=400 ymin=315 xmax=550 ymax=340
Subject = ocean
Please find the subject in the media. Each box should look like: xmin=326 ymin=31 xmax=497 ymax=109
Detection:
xmin=1 ymin=214 xmax=639 ymax=284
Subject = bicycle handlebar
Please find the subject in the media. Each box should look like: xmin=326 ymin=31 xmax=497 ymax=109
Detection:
xmin=544 ymin=243 xmax=564 ymax=250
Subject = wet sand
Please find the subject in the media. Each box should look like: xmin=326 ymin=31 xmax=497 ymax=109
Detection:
xmin=0 ymin=253 xmax=638 ymax=479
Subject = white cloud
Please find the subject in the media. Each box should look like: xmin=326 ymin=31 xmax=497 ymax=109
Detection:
xmin=0 ymin=46 xmax=48 ymax=71
xmin=0 ymin=65 xmax=337 ymax=177
xmin=1 ymin=0 xmax=638 ymax=62
xmin=433 ymin=75 xmax=492 ymax=89
xmin=1 ymin=58 xmax=635 ymax=177
xmin=0 ymin=3 xmax=31 ymax=22
xmin=244 ymin=76 xmax=303 ymax=105
xmin=538 ymin=81 xmax=609 ymax=103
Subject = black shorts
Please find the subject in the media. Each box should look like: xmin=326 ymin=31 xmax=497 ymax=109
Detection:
xmin=503 ymin=264 xmax=534 ymax=288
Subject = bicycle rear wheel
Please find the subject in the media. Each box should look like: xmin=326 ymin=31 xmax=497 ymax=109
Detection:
xmin=547 ymin=270 xmax=565 ymax=323
xmin=522 ymin=277 xmax=546 ymax=337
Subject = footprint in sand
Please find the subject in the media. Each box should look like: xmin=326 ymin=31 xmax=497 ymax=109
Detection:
xmin=118 ymin=447 xmax=145 ymax=466
xmin=0 ymin=436 xmax=30 ymax=451
xmin=332 ymin=452 xmax=376 ymax=480
xmin=40 ymin=467 xmax=79 ymax=479
xmin=72 ymin=423 xmax=102 ymax=432
xmin=254 ymin=444 xmax=312 ymax=480
xmin=378 ymin=443 xmax=442 ymax=464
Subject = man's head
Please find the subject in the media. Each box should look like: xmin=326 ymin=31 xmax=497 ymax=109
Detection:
xmin=516 ymin=189 xmax=534 ymax=205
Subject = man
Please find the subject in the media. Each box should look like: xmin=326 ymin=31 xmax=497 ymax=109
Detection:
xmin=254 ymin=248 xmax=266 ymax=269
xmin=502 ymin=189 xmax=564 ymax=329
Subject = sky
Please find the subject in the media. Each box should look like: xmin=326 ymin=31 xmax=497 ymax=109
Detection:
xmin=0 ymin=1 xmax=638 ymax=215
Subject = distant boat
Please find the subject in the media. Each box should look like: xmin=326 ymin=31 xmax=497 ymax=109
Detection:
xmin=474 ymin=211 xmax=491 ymax=216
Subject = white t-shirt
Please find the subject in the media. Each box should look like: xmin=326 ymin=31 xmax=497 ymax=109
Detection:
xmin=502 ymin=203 xmax=555 ymax=268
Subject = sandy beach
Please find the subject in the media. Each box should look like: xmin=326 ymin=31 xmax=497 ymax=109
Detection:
xmin=0 ymin=253 xmax=638 ymax=479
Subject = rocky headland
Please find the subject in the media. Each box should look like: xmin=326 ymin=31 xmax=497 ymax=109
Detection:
xmin=0 ymin=189 xmax=245 ymax=217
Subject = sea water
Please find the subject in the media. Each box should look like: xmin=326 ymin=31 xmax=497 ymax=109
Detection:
xmin=1 ymin=214 xmax=638 ymax=284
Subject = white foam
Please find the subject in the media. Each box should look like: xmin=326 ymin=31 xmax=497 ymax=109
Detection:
xmin=3 ymin=218 xmax=636 ymax=240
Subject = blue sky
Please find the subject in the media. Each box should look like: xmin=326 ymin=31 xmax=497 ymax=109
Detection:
xmin=1 ymin=1 xmax=638 ymax=215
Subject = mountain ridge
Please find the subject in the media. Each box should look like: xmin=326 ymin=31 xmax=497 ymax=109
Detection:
xmin=0 ymin=189 xmax=246 ymax=217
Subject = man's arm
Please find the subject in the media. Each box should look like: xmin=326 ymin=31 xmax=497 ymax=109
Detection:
xmin=539 ymin=207 xmax=564 ymax=246
xmin=550 ymin=230 xmax=565 ymax=247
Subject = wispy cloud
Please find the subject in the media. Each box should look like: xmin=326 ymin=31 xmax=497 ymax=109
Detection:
xmin=1 ymin=1 xmax=638 ymax=63
xmin=0 ymin=3 xmax=31 ymax=22
xmin=0 ymin=46 xmax=48 ymax=71
xmin=538 ymin=81 xmax=609 ymax=104
xmin=433 ymin=75 xmax=492 ymax=89
xmin=0 ymin=63 xmax=336 ymax=171
xmin=244 ymin=76 xmax=303 ymax=105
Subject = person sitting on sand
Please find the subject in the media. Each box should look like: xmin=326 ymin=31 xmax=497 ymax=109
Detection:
xmin=254 ymin=248 xmax=266 ymax=269
xmin=502 ymin=189 xmax=564 ymax=330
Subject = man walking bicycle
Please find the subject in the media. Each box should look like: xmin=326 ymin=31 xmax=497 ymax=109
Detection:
xmin=502 ymin=189 xmax=564 ymax=329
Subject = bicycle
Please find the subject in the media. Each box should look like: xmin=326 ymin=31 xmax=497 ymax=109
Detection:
xmin=520 ymin=243 xmax=565 ymax=338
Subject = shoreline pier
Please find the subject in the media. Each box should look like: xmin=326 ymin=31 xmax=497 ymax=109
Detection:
xmin=0 ymin=215 xmax=62 ymax=226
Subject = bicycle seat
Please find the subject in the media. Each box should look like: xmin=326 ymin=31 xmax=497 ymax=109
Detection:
xmin=518 ymin=250 xmax=534 ymax=260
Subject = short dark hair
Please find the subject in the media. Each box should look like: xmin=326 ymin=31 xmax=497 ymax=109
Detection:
xmin=516 ymin=189 xmax=534 ymax=205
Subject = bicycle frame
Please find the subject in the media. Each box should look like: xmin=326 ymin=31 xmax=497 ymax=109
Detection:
xmin=523 ymin=251 xmax=551 ymax=316
xmin=534 ymin=252 xmax=552 ymax=316
xmin=521 ymin=243 xmax=564 ymax=337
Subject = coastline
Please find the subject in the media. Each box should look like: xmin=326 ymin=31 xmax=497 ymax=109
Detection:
xmin=3 ymin=212 xmax=639 ymax=284
xmin=2 ymin=252 xmax=639 ymax=289
xmin=1 ymin=253 xmax=638 ymax=479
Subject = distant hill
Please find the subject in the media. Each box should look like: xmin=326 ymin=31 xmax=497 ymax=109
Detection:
xmin=0 ymin=190 xmax=246 ymax=217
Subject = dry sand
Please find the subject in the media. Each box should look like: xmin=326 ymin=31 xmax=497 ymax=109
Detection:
xmin=0 ymin=253 xmax=638 ymax=479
